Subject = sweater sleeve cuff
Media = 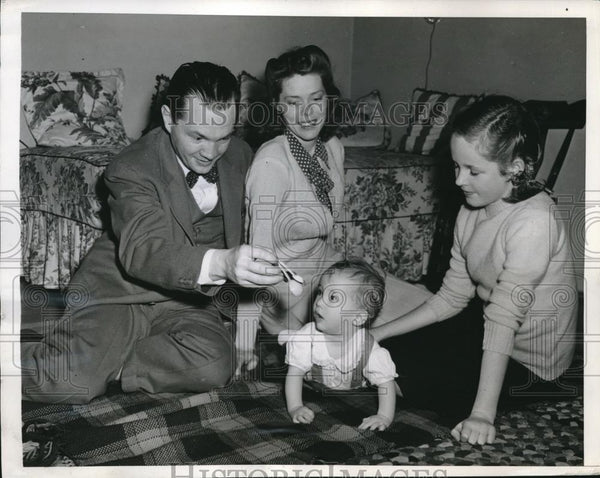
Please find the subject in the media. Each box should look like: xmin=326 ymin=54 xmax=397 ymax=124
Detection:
xmin=482 ymin=321 xmax=516 ymax=356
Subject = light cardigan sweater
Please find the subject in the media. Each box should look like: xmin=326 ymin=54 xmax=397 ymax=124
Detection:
xmin=244 ymin=134 xmax=345 ymax=329
xmin=245 ymin=134 xmax=345 ymax=269
xmin=425 ymin=192 xmax=577 ymax=380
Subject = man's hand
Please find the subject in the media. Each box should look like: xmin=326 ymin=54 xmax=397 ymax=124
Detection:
xmin=289 ymin=405 xmax=315 ymax=424
xmin=358 ymin=414 xmax=392 ymax=431
xmin=211 ymin=245 xmax=283 ymax=287
xmin=451 ymin=412 xmax=496 ymax=445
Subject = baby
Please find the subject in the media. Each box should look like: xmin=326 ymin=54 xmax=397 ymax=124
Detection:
xmin=281 ymin=258 xmax=398 ymax=431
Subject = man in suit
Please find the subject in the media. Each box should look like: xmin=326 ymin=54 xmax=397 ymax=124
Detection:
xmin=21 ymin=62 xmax=283 ymax=404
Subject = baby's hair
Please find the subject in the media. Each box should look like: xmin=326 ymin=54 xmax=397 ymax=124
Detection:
xmin=452 ymin=95 xmax=544 ymax=203
xmin=321 ymin=258 xmax=386 ymax=326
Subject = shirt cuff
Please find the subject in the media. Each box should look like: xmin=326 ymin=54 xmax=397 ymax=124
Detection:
xmin=197 ymin=249 xmax=226 ymax=286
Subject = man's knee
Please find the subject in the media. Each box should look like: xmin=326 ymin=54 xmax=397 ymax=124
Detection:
xmin=21 ymin=342 xmax=111 ymax=404
xmin=203 ymin=352 xmax=234 ymax=389
xmin=188 ymin=334 xmax=233 ymax=390
xmin=22 ymin=373 xmax=108 ymax=404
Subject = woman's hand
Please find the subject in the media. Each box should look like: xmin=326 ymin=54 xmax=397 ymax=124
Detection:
xmin=234 ymin=347 xmax=259 ymax=378
xmin=451 ymin=411 xmax=496 ymax=444
xmin=234 ymin=308 xmax=260 ymax=378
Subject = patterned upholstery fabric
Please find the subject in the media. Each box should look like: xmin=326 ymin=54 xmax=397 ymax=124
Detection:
xmin=333 ymin=147 xmax=440 ymax=282
xmin=238 ymin=70 xmax=269 ymax=125
xmin=20 ymin=146 xmax=122 ymax=288
xmin=20 ymin=146 xmax=441 ymax=288
xmin=396 ymin=88 xmax=478 ymax=155
xmin=21 ymin=69 xmax=130 ymax=147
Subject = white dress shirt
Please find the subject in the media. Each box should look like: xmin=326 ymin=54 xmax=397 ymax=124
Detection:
xmin=176 ymin=157 xmax=225 ymax=286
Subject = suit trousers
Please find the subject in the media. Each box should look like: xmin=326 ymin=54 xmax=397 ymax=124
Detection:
xmin=21 ymin=298 xmax=233 ymax=404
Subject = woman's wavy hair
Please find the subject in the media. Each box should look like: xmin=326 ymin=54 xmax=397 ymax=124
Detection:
xmin=264 ymin=45 xmax=340 ymax=141
xmin=452 ymin=95 xmax=545 ymax=203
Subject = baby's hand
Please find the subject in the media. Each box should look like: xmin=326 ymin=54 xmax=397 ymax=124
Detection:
xmin=289 ymin=405 xmax=315 ymax=424
xmin=451 ymin=413 xmax=496 ymax=444
xmin=358 ymin=414 xmax=392 ymax=431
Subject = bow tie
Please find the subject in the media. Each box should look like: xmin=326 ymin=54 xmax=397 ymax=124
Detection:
xmin=186 ymin=167 xmax=219 ymax=188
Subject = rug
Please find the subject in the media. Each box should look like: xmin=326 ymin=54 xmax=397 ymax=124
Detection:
xmin=22 ymin=380 xmax=447 ymax=466
xmin=347 ymin=396 xmax=584 ymax=466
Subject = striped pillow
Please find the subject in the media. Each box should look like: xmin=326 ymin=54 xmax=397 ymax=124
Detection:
xmin=396 ymin=89 xmax=479 ymax=155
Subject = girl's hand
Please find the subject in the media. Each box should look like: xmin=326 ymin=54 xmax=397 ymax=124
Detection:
xmin=289 ymin=405 xmax=315 ymax=424
xmin=358 ymin=414 xmax=392 ymax=431
xmin=451 ymin=412 xmax=496 ymax=444
xmin=369 ymin=327 xmax=384 ymax=343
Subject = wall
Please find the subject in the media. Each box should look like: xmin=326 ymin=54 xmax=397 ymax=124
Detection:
xmin=351 ymin=17 xmax=586 ymax=289
xmin=21 ymin=13 xmax=354 ymax=141
xmin=351 ymin=17 xmax=585 ymax=143
xmin=20 ymin=14 xmax=587 ymax=288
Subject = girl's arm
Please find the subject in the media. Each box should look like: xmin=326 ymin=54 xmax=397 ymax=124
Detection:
xmin=451 ymin=349 xmax=510 ymax=445
xmin=452 ymin=210 xmax=556 ymax=444
xmin=285 ymin=365 xmax=314 ymax=424
xmin=370 ymin=301 xmax=439 ymax=342
xmin=359 ymin=380 xmax=396 ymax=431
xmin=372 ymin=209 xmax=476 ymax=343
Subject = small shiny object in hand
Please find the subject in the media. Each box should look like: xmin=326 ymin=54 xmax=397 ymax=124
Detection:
xmin=288 ymin=279 xmax=303 ymax=297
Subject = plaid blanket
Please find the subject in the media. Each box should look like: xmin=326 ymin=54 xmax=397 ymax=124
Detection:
xmin=22 ymin=380 xmax=447 ymax=466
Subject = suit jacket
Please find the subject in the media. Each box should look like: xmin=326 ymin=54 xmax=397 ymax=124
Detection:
xmin=69 ymin=128 xmax=253 ymax=306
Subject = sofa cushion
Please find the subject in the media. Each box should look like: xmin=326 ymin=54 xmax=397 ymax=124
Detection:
xmin=21 ymin=69 xmax=130 ymax=147
xmin=334 ymin=90 xmax=391 ymax=148
xmin=396 ymin=88 xmax=478 ymax=155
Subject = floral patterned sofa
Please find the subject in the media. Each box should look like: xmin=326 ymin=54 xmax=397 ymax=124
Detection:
xmin=20 ymin=69 xmax=447 ymax=289
xmin=20 ymin=145 xmax=441 ymax=288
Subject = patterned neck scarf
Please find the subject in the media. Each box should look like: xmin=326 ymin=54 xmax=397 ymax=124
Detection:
xmin=286 ymin=130 xmax=334 ymax=213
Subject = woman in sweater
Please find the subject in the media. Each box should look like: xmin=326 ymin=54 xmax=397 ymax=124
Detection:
xmin=371 ymin=95 xmax=578 ymax=444
xmin=234 ymin=45 xmax=345 ymax=374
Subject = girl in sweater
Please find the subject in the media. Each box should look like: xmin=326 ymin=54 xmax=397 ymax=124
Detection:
xmin=371 ymin=95 xmax=578 ymax=444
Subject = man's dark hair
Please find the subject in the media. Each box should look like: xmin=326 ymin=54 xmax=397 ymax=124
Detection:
xmin=163 ymin=61 xmax=240 ymax=122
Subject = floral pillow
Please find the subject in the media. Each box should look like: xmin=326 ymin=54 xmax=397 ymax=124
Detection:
xmin=396 ymin=88 xmax=479 ymax=155
xmin=237 ymin=71 xmax=276 ymax=150
xmin=238 ymin=71 xmax=269 ymax=126
xmin=334 ymin=90 xmax=391 ymax=149
xmin=141 ymin=74 xmax=171 ymax=135
xmin=21 ymin=68 xmax=130 ymax=147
